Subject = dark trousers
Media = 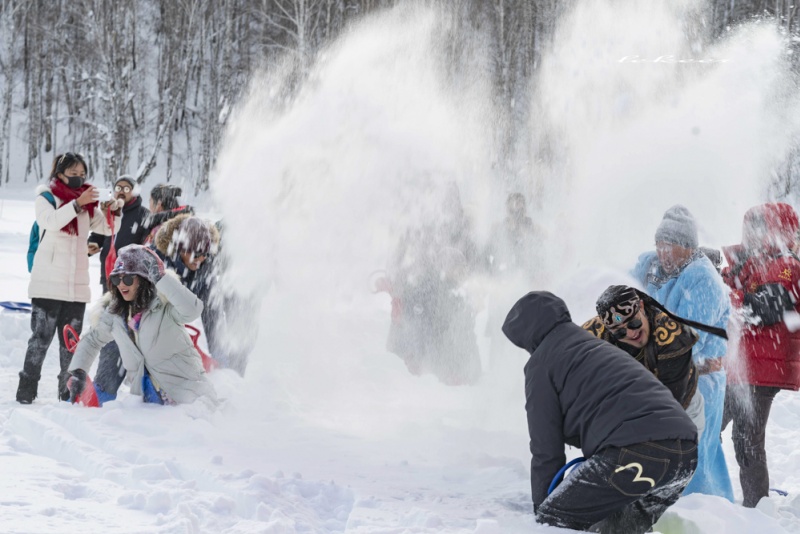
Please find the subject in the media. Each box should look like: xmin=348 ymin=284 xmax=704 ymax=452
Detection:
xmin=93 ymin=340 xmax=127 ymax=400
xmin=722 ymin=384 xmax=780 ymax=508
xmin=537 ymin=439 xmax=698 ymax=534
xmin=22 ymin=298 xmax=86 ymax=394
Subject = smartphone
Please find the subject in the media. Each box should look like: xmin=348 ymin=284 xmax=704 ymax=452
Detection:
xmin=94 ymin=187 xmax=113 ymax=200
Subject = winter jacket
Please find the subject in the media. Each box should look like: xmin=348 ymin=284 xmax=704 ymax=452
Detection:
xmin=722 ymin=203 xmax=800 ymax=390
xmin=29 ymin=184 xmax=115 ymax=303
xmin=503 ymin=292 xmax=697 ymax=510
xmin=90 ymin=195 xmax=151 ymax=288
xmin=154 ymin=214 xmax=221 ymax=354
xmin=631 ymin=251 xmax=730 ymax=365
xmin=68 ymin=272 xmax=217 ymax=404
xmin=583 ymin=305 xmax=699 ymax=409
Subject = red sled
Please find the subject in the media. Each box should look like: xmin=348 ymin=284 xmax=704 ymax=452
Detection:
xmin=185 ymin=324 xmax=218 ymax=373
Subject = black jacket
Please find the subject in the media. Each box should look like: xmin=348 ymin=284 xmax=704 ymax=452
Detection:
xmin=89 ymin=195 xmax=151 ymax=288
xmin=502 ymin=291 xmax=697 ymax=510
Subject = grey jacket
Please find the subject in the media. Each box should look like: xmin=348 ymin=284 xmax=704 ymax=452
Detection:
xmin=502 ymin=291 xmax=697 ymax=509
xmin=69 ymin=272 xmax=217 ymax=404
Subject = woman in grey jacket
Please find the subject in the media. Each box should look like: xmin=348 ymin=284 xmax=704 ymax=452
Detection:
xmin=67 ymin=245 xmax=217 ymax=405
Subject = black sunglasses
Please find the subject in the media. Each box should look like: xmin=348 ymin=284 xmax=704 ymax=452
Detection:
xmin=609 ymin=318 xmax=644 ymax=341
xmin=109 ymin=273 xmax=137 ymax=287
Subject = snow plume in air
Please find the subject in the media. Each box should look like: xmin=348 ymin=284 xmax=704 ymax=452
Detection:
xmin=530 ymin=0 xmax=800 ymax=300
xmin=211 ymin=6 xmax=521 ymax=437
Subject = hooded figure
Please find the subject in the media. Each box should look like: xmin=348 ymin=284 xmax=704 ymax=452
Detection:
xmin=503 ymin=291 xmax=697 ymax=533
xmin=721 ymin=202 xmax=800 ymax=507
xmin=68 ymin=245 xmax=216 ymax=405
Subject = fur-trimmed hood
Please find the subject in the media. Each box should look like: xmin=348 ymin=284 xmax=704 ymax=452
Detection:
xmin=154 ymin=213 xmax=220 ymax=259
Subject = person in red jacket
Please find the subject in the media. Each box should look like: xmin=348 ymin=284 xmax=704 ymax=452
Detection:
xmin=721 ymin=202 xmax=800 ymax=507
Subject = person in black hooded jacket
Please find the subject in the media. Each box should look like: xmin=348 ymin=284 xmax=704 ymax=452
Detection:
xmin=502 ymin=291 xmax=697 ymax=534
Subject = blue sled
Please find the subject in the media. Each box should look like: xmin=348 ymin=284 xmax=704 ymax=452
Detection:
xmin=771 ymin=488 xmax=789 ymax=496
xmin=0 ymin=301 xmax=32 ymax=313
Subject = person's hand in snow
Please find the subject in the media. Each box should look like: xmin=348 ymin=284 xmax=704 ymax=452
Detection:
xmin=67 ymin=369 xmax=88 ymax=402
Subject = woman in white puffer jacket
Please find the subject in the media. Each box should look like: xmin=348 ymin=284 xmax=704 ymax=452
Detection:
xmin=17 ymin=153 xmax=117 ymax=404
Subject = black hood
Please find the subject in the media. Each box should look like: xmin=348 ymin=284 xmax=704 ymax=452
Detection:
xmin=502 ymin=291 xmax=572 ymax=353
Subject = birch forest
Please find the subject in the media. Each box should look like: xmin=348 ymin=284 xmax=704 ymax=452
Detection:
xmin=0 ymin=0 xmax=797 ymax=189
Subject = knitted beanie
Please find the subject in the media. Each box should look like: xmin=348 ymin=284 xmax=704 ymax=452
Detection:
xmin=654 ymin=205 xmax=698 ymax=249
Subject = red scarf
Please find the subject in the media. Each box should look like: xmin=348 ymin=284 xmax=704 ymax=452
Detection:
xmin=49 ymin=178 xmax=98 ymax=235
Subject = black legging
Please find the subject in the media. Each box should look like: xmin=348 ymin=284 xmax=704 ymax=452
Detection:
xmin=722 ymin=384 xmax=780 ymax=508
xmin=22 ymin=298 xmax=86 ymax=395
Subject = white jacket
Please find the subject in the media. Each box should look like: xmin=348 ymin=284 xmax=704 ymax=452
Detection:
xmin=28 ymin=184 xmax=115 ymax=303
xmin=69 ymin=272 xmax=217 ymax=405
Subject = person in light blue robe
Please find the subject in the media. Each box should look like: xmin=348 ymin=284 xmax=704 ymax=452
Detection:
xmin=631 ymin=205 xmax=734 ymax=502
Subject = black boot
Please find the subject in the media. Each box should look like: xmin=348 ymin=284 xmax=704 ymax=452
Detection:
xmin=16 ymin=372 xmax=39 ymax=404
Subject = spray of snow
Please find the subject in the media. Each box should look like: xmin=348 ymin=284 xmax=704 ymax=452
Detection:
xmin=212 ymin=0 xmax=800 ymax=500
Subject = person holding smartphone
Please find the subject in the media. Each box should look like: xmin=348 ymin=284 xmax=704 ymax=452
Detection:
xmin=88 ymin=176 xmax=150 ymax=291
xmin=17 ymin=153 xmax=118 ymax=404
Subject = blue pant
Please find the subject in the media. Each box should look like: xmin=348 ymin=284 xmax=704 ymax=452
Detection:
xmin=683 ymin=371 xmax=734 ymax=501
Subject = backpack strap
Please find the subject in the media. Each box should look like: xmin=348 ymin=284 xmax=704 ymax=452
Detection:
xmin=40 ymin=191 xmax=57 ymax=208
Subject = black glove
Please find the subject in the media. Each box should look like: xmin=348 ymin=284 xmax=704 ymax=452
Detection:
xmin=743 ymin=283 xmax=794 ymax=326
xmin=67 ymin=369 xmax=88 ymax=402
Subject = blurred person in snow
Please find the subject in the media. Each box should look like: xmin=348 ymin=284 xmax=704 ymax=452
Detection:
xmin=153 ymin=215 xmax=222 ymax=357
xmin=630 ymin=205 xmax=734 ymax=501
xmin=385 ymin=182 xmax=481 ymax=385
xmin=142 ymin=184 xmax=193 ymax=245
xmin=503 ymin=291 xmax=697 ymax=533
xmin=720 ymin=202 xmax=800 ymax=507
xmin=483 ymin=192 xmax=540 ymax=363
xmin=204 ymin=218 xmax=261 ymax=376
xmin=17 ymin=153 xmax=119 ymax=404
xmin=67 ymin=245 xmax=217 ymax=406
xmin=583 ymin=285 xmax=709 ymax=435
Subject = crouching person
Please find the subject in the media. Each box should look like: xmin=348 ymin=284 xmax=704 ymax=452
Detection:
xmin=583 ymin=285 xmax=706 ymax=435
xmin=67 ymin=245 xmax=217 ymax=406
xmin=503 ymin=291 xmax=697 ymax=534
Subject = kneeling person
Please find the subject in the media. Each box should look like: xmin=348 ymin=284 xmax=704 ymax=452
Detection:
xmin=67 ymin=245 xmax=217 ymax=406
xmin=503 ymin=292 xmax=697 ymax=534
xmin=583 ymin=285 xmax=705 ymax=434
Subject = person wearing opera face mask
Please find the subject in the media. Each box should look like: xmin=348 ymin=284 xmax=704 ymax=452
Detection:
xmin=67 ymin=245 xmax=217 ymax=406
xmin=16 ymin=153 xmax=118 ymax=404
